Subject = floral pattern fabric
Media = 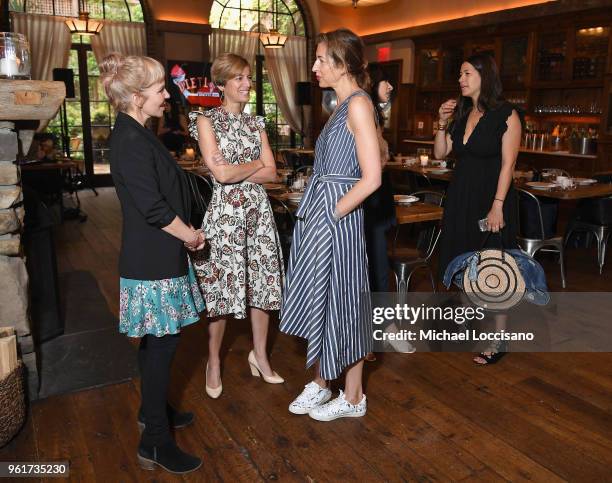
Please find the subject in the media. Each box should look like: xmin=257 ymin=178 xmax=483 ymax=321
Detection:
xmin=119 ymin=263 xmax=205 ymax=337
xmin=188 ymin=107 xmax=284 ymax=319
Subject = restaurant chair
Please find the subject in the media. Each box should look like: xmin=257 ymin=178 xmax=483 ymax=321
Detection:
xmin=391 ymin=190 xmax=444 ymax=293
xmin=185 ymin=172 xmax=212 ymax=227
xmin=269 ymin=196 xmax=296 ymax=266
xmin=563 ymin=175 xmax=612 ymax=274
xmin=516 ymin=187 xmax=566 ymax=288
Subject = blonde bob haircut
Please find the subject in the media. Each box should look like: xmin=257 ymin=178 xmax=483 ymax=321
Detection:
xmin=211 ymin=53 xmax=250 ymax=87
xmin=99 ymin=53 xmax=165 ymax=112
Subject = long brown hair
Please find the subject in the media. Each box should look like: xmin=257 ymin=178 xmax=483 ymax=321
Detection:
xmin=317 ymin=29 xmax=370 ymax=91
xmin=452 ymin=53 xmax=504 ymax=133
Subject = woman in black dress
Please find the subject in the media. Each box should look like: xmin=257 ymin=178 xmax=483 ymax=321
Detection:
xmin=434 ymin=53 xmax=522 ymax=364
xmin=364 ymin=64 xmax=396 ymax=294
xmin=363 ymin=65 xmax=397 ymax=362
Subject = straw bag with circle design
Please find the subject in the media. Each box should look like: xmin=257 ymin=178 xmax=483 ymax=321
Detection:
xmin=462 ymin=231 xmax=525 ymax=311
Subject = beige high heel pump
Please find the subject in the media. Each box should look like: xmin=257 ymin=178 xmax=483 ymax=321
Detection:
xmin=248 ymin=350 xmax=284 ymax=384
xmin=205 ymin=363 xmax=222 ymax=399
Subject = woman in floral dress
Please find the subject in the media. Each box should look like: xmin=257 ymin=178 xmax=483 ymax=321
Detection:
xmin=189 ymin=53 xmax=285 ymax=399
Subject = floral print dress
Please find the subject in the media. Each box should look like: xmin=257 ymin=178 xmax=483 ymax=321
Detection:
xmin=188 ymin=107 xmax=284 ymax=319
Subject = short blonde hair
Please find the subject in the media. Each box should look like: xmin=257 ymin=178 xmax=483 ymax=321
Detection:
xmin=99 ymin=53 xmax=165 ymax=112
xmin=211 ymin=53 xmax=250 ymax=86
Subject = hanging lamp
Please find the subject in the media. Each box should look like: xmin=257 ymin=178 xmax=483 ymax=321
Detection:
xmin=65 ymin=0 xmax=103 ymax=36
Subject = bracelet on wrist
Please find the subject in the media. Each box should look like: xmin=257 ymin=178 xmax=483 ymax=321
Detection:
xmin=437 ymin=120 xmax=448 ymax=130
xmin=494 ymin=198 xmax=505 ymax=203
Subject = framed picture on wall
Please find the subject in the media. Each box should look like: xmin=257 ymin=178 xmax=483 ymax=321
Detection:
xmin=166 ymin=60 xmax=221 ymax=109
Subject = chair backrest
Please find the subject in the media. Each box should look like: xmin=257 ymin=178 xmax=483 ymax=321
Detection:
xmin=185 ymin=171 xmax=213 ymax=226
xmin=411 ymin=190 xmax=444 ymax=259
xmin=269 ymin=196 xmax=296 ymax=264
xmin=411 ymin=190 xmax=445 ymax=207
xmin=295 ymin=165 xmax=312 ymax=176
xmin=577 ymin=175 xmax=612 ymax=224
xmin=516 ymin=187 xmax=547 ymax=240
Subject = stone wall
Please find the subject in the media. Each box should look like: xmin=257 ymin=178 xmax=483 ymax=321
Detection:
xmin=0 ymin=121 xmax=37 ymax=398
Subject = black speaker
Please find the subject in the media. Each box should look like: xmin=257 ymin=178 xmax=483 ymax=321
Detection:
xmin=296 ymin=81 xmax=312 ymax=106
xmin=53 ymin=68 xmax=75 ymax=99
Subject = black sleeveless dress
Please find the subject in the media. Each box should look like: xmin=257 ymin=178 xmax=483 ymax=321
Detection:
xmin=438 ymin=102 xmax=519 ymax=277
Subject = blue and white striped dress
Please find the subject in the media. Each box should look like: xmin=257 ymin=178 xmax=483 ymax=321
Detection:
xmin=280 ymin=90 xmax=373 ymax=380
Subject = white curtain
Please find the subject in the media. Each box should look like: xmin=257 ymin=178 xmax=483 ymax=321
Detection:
xmin=10 ymin=12 xmax=71 ymax=81
xmin=264 ymin=36 xmax=308 ymax=136
xmin=91 ymin=20 xmax=146 ymax=63
xmin=210 ymin=28 xmax=259 ymax=67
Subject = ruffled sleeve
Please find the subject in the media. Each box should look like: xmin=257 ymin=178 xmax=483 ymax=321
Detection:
xmin=255 ymin=115 xmax=266 ymax=132
xmin=188 ymin=109 xmax=215 ymax=141
xmin=497 ymin=102 xmax=519 ymax=137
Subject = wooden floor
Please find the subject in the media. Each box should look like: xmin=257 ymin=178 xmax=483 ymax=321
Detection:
xmin=2 ymin=188 xmax=612 ymax=482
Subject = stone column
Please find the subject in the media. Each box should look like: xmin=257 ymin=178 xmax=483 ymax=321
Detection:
xmin=0 ymin=121 xmax=36 ymax=398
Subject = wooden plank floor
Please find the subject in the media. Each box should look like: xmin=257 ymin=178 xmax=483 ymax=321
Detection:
xmin=2 ymin=188 xmax=612 ymax=482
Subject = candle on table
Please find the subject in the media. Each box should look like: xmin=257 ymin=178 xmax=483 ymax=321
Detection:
xmin=0 ymin=57 xmax=20 ymax=77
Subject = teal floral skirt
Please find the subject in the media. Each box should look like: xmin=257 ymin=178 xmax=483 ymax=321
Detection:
xmin=119 ymin=264 xmax=205 ymax=337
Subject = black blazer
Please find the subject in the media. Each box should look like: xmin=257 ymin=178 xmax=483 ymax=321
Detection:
xmin=110 ymin=112 xmax=192 ymax=280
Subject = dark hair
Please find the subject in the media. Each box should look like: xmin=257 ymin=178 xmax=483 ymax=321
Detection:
xmin=453 ymin=53 xmax=504 ymax=130
xmin=367 ymin=64 xmax=393 ymax=125
xmin=317 ymin=29 xmax=370 ymax=91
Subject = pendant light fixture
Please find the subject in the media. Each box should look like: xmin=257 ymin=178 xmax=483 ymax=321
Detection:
xmin=65 ymin=0 xmax=103 ymax=36
xmin=259 ymin=3 xmax=286 ymax=49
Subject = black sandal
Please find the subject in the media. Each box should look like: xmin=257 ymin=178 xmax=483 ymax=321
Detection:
xmin=473 ymin=340 xmax=507 ymax=365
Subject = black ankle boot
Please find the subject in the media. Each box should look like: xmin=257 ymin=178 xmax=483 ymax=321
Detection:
xmin=137 ymin=405 xmax=194 ymax=432
xmin=137 ymin=440 xmax=202 ymax=474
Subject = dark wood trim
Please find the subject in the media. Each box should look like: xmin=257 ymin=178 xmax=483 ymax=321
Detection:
xmin=256 ymin=54 xmax=264 ymax=116
xmin=73 ymin=43 xmax=95 ymax=182
xmin=155 ymin=20 xmax=213 ymax=35
xmin=1 ymin=0 xmax=10 ymax=31
xmin=363 ymin=1 xmax=612 ymax=44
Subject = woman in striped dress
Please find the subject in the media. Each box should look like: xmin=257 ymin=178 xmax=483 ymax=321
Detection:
xmin=280 ymin=29 xmax=382 ymax=421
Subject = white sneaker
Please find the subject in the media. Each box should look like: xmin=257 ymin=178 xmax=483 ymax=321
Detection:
xmin=288 ymin=382 xmax=332 ymax=415
xmin=388 ymin=339 xmax=416 ymax=354
xmin=308 ymin=390 xmax=367 ymax=421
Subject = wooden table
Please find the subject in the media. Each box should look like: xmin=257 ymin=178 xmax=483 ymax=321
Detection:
xmin=20 ymin=160 xmax=78 ymax=172
xmin=518 ymin=182 xmax=612 ymax=200
xmin=284 ymin=148 xmax=314 ymax=155
xmin=271 ymin=190 xmax=443 ymax=225
xmin=395 ymin=202 xmax=443 ymax=224
xmin=386 ymin=162 xmax=453 ymax=182
xmin=387 ymin=163 xmax=612 ymax=201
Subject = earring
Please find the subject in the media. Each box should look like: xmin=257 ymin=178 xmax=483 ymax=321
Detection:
xmin=220 ymin=90 xmax=225 ymax=102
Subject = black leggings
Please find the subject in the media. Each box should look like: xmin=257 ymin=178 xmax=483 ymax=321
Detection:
xmin=138 ymin=334 xmax=180 ymax=446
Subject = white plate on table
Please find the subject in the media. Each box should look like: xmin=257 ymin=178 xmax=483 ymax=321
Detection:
xmin=394 ymin=194 xmax=419 ymax=205
xmin=263 ymin=183 xmax=285 ymax=191
xmin=427 ymin=168 xmax=451 ymax=174
xmin=525 ymin=181 xmax=556 ymax=190
xmin=573 ymin=177 xmax=597 ymax=185
xmin=285 ymin=193 xmax=303 ymax=203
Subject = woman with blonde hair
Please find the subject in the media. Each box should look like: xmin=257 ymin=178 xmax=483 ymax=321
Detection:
xmin=102 ymin=53 xmax=203 ymax=474
xmin=280 ymin=29 xmax=381 ymax=421
xmin=189 ymin=53 xmax=284 ymax=399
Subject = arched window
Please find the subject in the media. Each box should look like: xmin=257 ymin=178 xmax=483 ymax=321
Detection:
xmin=8 ymin=0 xmax=143 ymax=22
xmin=209 ymin=0 xmax=308 ymax=149
xmin=9 ymin=0 xmax=145 ymax=179
xmin=209 ymin=0 xmax=305 ymax=37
